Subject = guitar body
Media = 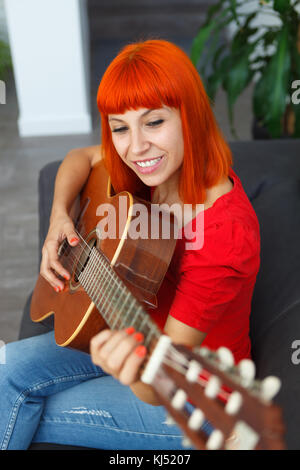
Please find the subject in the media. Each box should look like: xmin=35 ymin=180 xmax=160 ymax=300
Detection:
xmin=30 ymin=161 xmax=177 ymax=353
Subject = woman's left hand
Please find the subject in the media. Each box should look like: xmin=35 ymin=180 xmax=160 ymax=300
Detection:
xmin=90 ymin=328 xmax=148 ymax=386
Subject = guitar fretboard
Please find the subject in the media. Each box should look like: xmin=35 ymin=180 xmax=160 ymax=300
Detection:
xmin=78 ymin=247 xmax=161 ymax=349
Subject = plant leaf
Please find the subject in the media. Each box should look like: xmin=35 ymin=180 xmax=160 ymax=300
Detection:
xmin=273 ymin=0 xmax=291 ymax=14
xmin=203 ymin=0 xmax=224 ymax=27
xmin=190 ymin=6 xmax=232 ymax=67
xmin=0 ymin=40 xmax=12 ymax=80
xmin=223 ymin=46 xmax=256 ymax=137
xmin=253 ymin=26 xmax=291 ymax=138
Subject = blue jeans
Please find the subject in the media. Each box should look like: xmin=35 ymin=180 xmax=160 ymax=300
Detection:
xmin=0 ymin=331 xmax=204 ymax=450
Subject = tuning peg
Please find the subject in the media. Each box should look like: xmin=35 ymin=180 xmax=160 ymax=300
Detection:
xmin=171 ymin=389 xmax=187 ymax=410
xmin=216 ymin=347 xmax=235 ymax=369
xmin=237 ymin=359 xmax=256 ymax=387
xmin=197 ymin=346 xmax=211 ymax=357
xmin=204 ymin=375 xmax=221 ymax=399
xmin=206 ymin=429 xmax=224 ymax=450
xmin=188 ymin=409 xmax=205 ymax=430
xmin=186 ymin=360 xmax=202 ymax=382
xmin=260 ymin=376 xmax=281 ymax=401
xmin=224 ymin=391 xmax=243 ymax=415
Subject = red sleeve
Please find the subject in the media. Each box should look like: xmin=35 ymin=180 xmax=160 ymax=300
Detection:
xmin=168 ymin=219 xmax=260 ymax=333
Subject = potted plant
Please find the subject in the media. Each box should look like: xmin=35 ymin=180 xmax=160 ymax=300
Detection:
xmin=0 ymin=38 xmax=12 ymax=80
xmin=190 ymin=0 xmax=300 ymax=139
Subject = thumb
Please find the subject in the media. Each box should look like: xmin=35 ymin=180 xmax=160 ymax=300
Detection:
xmin=67 ymin=231 xmax=79 ymax=246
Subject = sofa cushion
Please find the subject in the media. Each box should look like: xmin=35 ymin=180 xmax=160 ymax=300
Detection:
xmin=250 ymin=179 xmax=300 ymax=347
xmin=230 ymin=140 xmax=300 ymax=199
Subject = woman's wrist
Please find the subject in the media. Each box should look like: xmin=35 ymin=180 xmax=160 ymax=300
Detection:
xmin=49 ymin=205 xmax=70 ymax=223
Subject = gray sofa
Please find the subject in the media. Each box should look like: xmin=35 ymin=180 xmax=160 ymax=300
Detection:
xmin=20 ymin=139 xmax=300 ymax=450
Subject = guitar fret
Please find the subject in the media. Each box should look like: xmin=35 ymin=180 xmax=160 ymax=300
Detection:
xmin=93 ymin=262 xmax=119 ymax=321
xmin=92 ymin=250 xmax=130 ymax=327
xmin=103 ymin=289 xmax=125 ymax=326
xmin=110 ymin=292 xmax=131 ymax=330
xmin=126 ymin=301 xmax=141 ymax=329
xmin=118 ymin=298 xmax=137 ymax=329
xmin=94 ymin=270 xmax=116 ymax=317
xmin=143 ymin=324 xmax=155 ymax=348
xmin=115 ymin=293 xmax=138 ymax=329
xmin=77 ymin=247 xmax=161 ymax=346
xmin=86 ymin=250 xmax=99 ymax=299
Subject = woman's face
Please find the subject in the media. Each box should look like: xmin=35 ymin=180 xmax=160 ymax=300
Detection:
xmin=108 ymin=105 xmax=184 ymax=188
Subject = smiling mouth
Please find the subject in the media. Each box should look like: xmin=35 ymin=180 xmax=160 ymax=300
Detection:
xmin=135 ymin=156 xmax=163 ymax=168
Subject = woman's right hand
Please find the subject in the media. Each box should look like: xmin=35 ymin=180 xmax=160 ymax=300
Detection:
xmin=40 ymin=213 xmax=79 ymax=292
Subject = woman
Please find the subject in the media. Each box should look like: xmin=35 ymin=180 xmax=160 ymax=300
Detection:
xmin=0 ymin=39 xmax=260 ymax=450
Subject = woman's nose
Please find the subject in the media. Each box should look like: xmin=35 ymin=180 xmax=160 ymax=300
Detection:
xmin=130 ymin=129 xmax=150 ymax=155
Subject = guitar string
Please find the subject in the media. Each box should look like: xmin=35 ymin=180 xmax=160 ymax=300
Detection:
xmin=162 ymin=350 xmax=231 ymax=403
xmin=55 ymin=232 xmax=161 ymax=344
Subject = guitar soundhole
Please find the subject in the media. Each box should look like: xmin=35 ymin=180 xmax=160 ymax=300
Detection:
xmin=73 ymin=237 xmax=97 ymax=283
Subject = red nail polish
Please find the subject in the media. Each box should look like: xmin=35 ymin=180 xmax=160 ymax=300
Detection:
xmin=135 ymin=345 xmax=147 ymax=358
xmin=63 ymin=274 xmax=69 ymax=281
xmin=54 ymin=286 xmax=59 ymax=292
xmin=70 ymin=237 xmax=79 ymax=244
xmin=133 ymin=332 xmax=144 ymax=343
xmin=125 ymin=326 xmax=135 ymax=335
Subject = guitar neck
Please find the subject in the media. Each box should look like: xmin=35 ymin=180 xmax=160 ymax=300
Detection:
xmin=78 ymin=245 xmax=161 ymax=349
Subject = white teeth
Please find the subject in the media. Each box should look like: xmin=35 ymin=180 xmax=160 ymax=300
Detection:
xmin=136 ymin=156 xmax=162 ymax=167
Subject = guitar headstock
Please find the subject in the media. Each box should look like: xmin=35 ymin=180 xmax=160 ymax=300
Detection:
xmin=141 ymin=336 xmax=285 ymax=450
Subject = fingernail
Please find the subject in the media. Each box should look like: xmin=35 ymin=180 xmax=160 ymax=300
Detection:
xmin=133 ymin=332 xmax=144 ymax=343
xmin=125 ymin=326 xmax=135 ymax=335
xmin=63 ymin=274 xmax=69 ymax=281
xmin=135 ymin=345 xmax=147 ymax=358
xmin=70 ymin=237 xmax=79 ymax=244
xmin=54 ymin=286 xmax=59 ymax=292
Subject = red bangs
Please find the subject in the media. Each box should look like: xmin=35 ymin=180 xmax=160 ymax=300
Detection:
xmin=97 ymin=43 xmax=181 ymax=115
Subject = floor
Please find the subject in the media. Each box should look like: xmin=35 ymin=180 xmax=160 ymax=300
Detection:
xmin=0 ymin=37 xmax=254 ymax=345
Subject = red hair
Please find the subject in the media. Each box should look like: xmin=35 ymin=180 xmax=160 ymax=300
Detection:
xmin=97 ymin=39 xmax=232 ymax=205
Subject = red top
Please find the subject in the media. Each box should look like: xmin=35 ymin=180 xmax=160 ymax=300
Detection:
xmin=148 ymin=168 xmax=260 ymax=363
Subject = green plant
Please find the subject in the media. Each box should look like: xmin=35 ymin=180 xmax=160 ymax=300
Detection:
xmin=191 ymin=0 xmax=300 ymax=138
xmin=0 ymin=39 xmax=12 ymax=81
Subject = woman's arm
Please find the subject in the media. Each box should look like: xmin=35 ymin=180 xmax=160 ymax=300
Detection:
xmin=50 ymin=145 xmax=102 ymax=221
xmin=40 ymin=145 xmax=102 ymax=290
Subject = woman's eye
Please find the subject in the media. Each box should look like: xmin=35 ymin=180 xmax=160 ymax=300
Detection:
xmin=112 ymin=126 xmax=128 ymax=133
xmin=111 ymin=119 xmax=164 ymax=133
xmin=147 ymin=119 xmax=164 ymax=127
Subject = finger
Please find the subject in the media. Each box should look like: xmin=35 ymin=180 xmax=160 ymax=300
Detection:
xmin=118 ymin=345 xmax=148 ymax=385
xmin=90 ymin=329 xmax=113 ymax=363
xmin=97 ymin=330 xmax=128 ymax=360
xmin=40 ymin=250 xmax=64 ymax=291
xmin=46 ymin=240 xmax=71 ymax=283
xmin=106 ymin=332 xmax=144 ymax=372
xmin=65 ymin=226 xmax=79 ymax=246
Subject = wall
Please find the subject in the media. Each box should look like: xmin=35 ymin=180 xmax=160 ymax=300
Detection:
xmin=4 ymin=0 xmax=92 ymax=137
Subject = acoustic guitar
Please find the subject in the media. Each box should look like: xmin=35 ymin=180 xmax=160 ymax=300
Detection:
xmin=31 ymin=160 xmax=177 ymax=353
xmin=30 ymin=161 xmax=286 ymax=449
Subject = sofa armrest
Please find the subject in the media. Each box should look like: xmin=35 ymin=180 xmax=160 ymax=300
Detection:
xmin=19 ymin=161 xmax=62 ymax=340
xmin=38 ymin=160 xmax=62 ymax=263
